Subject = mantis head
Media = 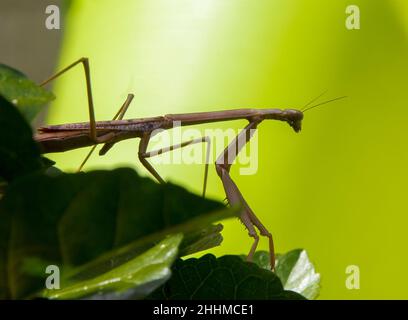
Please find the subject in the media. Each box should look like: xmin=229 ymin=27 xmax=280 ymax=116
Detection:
xmin=283 ymin=109 xmax=304 ymax=133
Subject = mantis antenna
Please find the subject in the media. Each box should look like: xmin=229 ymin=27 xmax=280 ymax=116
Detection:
xmin=302 ymin=90 xmax=328 ymax=110
xmin=302 ymin=95 xmax=347 ymax=113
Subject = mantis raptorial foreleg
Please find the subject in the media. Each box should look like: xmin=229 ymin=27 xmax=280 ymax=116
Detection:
xmin=138 ymin=134 xmax=211 ymax=197
xmin=215 ymin=118 xmax=275 ymax=269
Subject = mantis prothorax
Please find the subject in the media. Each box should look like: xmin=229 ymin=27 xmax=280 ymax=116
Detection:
xmin=35 ymin=57 xmax=346 ymax=270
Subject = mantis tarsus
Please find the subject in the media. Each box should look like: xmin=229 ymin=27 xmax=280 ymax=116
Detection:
xmin=35 ymin=57 xmax=346 ymax=270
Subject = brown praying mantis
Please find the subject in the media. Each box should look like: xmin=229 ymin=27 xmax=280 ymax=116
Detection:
xmin=34 ymin=57 xmax=346 ymax=270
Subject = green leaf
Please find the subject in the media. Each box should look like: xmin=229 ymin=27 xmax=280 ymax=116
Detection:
xmin=0 ymin=96 xmax=43 ymax=182
xmin=0 ymin=168 xmax=232 ymax=299
xmin=275 ymin=249 xmax=320 ymax=300
xmin=0 ymin=64 xmax=55 ymax=122
xmin=42 ymin=234 xmax=183 ymax=300
xmin=245 ymin=251 xmax=271 ymax=270
xmin=147 ymin=254 xmax=306 ymax=300
xmin=249 ymin=250 xmax=321 ymax=300
xmin=179 ymin=224 xmax=224 ymax=257
xmin=56 ymin=207 xmax=237 ymax=294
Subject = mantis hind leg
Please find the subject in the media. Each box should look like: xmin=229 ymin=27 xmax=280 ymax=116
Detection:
xmin=41 ymin=58 xmax=136 ymax=146
xmin=40 ymin=57 xmax=98 ymax=141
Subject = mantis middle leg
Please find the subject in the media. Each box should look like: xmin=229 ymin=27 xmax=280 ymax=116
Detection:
xmin=138 ymin=134 xmax=211 ymax=197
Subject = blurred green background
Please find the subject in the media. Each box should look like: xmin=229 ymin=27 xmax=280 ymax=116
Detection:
xmin=44 ymin=0 xmax=407 ymax=299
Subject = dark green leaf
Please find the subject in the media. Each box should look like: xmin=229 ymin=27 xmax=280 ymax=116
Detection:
xmin=57 ymin=207 xmax=237 ymax=292
xmin=0 ymin=177 xmax=6 ymax=197
xmin=0 ymin=96 xmax=43 ymax=182
xmin=41 ymin=157 xmax=56 ymax=168
xmin=249 ymin=250 xmax=321 ymax=300
xmin=179 ymin=224 xmax=224 ymax=257
xmin=0 ymin=64 xmax=55 ymax=122
xmin=0 ymin=168 xmax=232 ymax=299
xmin=147 ymin=254 xmax=306 ymax=300
xmin=245 ymin=251 xmax=271 ymax=270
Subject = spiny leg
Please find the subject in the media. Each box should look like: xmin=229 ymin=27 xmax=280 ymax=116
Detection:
xmin=215 ymin=118 xmax=276 ymax=269
xmin=216 ymin=161 xmax=273 ymax=264
xmin=241 ymin=211 xmax=259 ymax=261
xmin=244 ymin=204 xmax=275 ymax=268
xmin=40 ymin=57 xmax=98 ymax=141
xmin=77 ymin=93 xmax=135 ymax=172
xmin=138 ymin=134 xmax=211 ymax=197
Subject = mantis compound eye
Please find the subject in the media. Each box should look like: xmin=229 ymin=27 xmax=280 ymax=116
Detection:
xmin=289 ymin=119 xmax=302 ymax=132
